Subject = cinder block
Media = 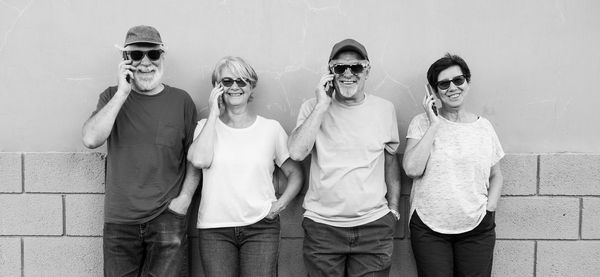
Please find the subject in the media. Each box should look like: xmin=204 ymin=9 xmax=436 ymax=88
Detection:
xmin=278 ymin=238 xmax=305 ymax=277
xmin=23 ymin=237 xmax=102 ymax=277
xmin=281 ymin=194 xmax=305 ymax=238
xmin=540 ymin=154 xmax=600 ymax=195
xmin=537 ymin=241 xmax=600 ymax=277
xmin=500 ymin=154 xmax=537 ymax=195
xmin=0 ymin=152 xmax=22 ymax=193
xmin=495 ymin=197 xmax=579 ymax=239
xmin=492 ymin=240 xmax=535 ymax=277
xmin=24 ymin=152 xmax=105 ymax=193
xmin=582 ymin=198 xmax=600 ymax=239
xmin=0 ymin=238 xmax=21 ymax=277
xmin=0 ymin=194 xmax=62 ymax=235
xmin=65 ymin=194 xmax=104 ymax=236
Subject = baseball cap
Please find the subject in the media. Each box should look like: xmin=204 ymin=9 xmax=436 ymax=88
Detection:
xmin=123 ymin=25 xmax=163 ymax=47
xmin=329 ymin=39 xmax=369 ymax=61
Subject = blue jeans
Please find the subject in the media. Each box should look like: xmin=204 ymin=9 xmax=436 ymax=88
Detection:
xmin=103 ymin=207 xmax=188 ymax=277
xmin=198 ymin=216 xmax=281 ymax=277
xmin=302 ymin=212 xmax=396 ymax=277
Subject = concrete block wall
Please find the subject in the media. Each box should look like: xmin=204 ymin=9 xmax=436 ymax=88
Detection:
xmin=1 ymin=152 xmax=599 ymax=276
xmin=0 ymin=153 xmax=105 ymax=277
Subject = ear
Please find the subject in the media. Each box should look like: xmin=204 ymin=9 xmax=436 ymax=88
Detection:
xmin=364 ymin=65 xmax=371 ymax=80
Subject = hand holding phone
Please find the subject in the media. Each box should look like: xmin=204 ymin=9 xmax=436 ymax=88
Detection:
xmin=122 ymin=52 xmax=131 ymax=83
xmin=209 ymin=83 xmax=225 ymax=117
xmin=325 ymin=80 xmax=334 ymax=97
xmin=425 ymin=84 xmax=438 ymax=116
xmin=315 ymin=73 xmax=334 ymax=107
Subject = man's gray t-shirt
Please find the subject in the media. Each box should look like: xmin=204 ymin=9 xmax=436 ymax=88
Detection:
xmin=94 ymin=85 xmax=197 ymax=224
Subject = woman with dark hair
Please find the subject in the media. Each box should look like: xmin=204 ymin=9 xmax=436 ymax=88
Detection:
xmin=403 ymin=54 xmax=504 ymax=276
xmin=187 ymin=56 xmax=303 ymax=277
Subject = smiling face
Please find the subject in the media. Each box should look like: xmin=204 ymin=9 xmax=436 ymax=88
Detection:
xmin=219 ymin=68 xmax=253 ymax=107
xmin=330 ymin=51 xmax=369 ymax=102
xmin=436 ymin=65 xmax=470 ymax=109
xmin=128 ymin=45 xmax=164 ymax=92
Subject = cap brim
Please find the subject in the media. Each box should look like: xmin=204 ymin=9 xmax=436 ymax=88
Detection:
xmin=114 ymin=44 xmax=166 ymax=51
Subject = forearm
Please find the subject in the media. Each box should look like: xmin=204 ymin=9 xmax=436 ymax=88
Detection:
xmin=178 ymin=163 xmax=202 ymax=199
xmin=487 ymin=165 xmax=504 ymax=211
xmin=82 ymin=91 xmax=128 ymax=148
xmin=168 ymin=162 xmax=202 ymax=214
xmin=385 ymin=151 xmax=401 ymax=211
xmin=402 ymin=123 xmax=440 ymax=178
xmin=288 ymin=104 xmax=328 ymax=161
xmin=271 ymin=159 xmax=303 ymax=215
xmin=277 ymin=166 xmax=303 ymax=208
xmin=187 ymin=114 xmax=218 ymax=168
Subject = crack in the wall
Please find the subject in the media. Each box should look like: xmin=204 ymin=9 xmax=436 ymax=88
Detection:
xmin=0 ymin=0 xmax=34 ymax=55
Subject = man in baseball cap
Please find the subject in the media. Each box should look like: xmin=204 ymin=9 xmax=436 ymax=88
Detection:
xmin=288 ymin=38 xmax=401 ymax=276
xmin=83 ymin=25 xmax=199 ymax=277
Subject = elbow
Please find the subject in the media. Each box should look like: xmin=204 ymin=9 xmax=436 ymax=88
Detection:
xmin=288 ymin=150 xmax=308 ymax=162
xmin=288 ymin=145 xmax=309 ymax=161
xmin=82 ymin=136 xmax=101 ymax=149
xmin=403 ymin=163 xmax=423 ymax=179
xmin=188 ymin=156 xmax=211 ymax=169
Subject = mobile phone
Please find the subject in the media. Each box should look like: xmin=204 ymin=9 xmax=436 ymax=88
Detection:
xmin=425 ymin=84 xmax=438 ymax=115
xmin=122 ymin=52 xmax=131 ymax=83
xmin=326 ymin=70 xmax=335 ymax=97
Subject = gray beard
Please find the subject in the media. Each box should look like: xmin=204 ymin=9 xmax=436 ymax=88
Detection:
xmin=134 ymin=70 xmax=163 ymax=92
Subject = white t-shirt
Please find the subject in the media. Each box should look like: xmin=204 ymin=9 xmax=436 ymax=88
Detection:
xmin=406 ymin=113 xmax=504 ymax=234
xmin=296 ymin=94 xmax=400 ymax=227
xmin=194 ymin=116 xmax=290 ymax=228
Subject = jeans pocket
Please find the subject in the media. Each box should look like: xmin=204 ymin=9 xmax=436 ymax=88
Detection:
xmin=261 ymin=215 xmax=280 ymax=224
xmin=166 ymin=207 xmax=187 ymax=219
xmin=483 ymin=210 xmax=496 ymax=229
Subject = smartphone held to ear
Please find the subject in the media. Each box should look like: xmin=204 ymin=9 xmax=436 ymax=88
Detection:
xmin=122 ymin=52 xmax=131 ymax=83
xmin=325 ymin=80 xmax=334 ymax=97
xmin=425 ymin=84 xmax=438 ymax=116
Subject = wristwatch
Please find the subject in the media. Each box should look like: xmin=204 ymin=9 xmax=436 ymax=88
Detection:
xmin=390 ymin=209 xmax=400 ymax=221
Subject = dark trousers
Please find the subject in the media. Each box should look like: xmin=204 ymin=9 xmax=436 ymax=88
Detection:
xmin=410 ymin=210 xmax=496 ymax=277
xmin=103 ymin=208 xmax=188 ymax=277
xmin=198 ymin=216 xmax=281 ymax=277
xmin=302 ymin=213 xmax=396 ymax=277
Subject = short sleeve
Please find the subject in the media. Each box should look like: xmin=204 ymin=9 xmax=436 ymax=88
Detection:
xmin=487 ymin=120 xmax=505 ymax=167
xmin=295 ymin=99 xmax=317 ymax=129
xmin=91 ymin=87 xmax=114 ymax=117
xmin=273 ymin=121 xmax=290 ymax=167
xmin=193 ymin=119 xmax=208 ymax=140
xmin=406 ymin=113 xmax=429 ymax=140
xmin=385 ymin=103 xmax=400 ymax=154
xmin=183 ymin=95 xmax=199 ymax=149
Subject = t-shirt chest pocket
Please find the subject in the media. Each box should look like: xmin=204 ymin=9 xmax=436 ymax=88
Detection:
xmin=155 ymin=123 xmax=183 ymax=148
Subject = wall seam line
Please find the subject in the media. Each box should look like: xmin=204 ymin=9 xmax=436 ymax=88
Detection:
xmin=21 ymin=153 xmax=24 ymax=194
xmin=536 ymin=154 xmax=540 ymax=195
xmin=62 ymin=195 xmax=66 ymax=236
xmin=579 ymin=198 xmax=583 ymax=239
xmin=21 ymin=237 xmax=24 ymax=277
xmin=533 ymin=240 xmax=537 ymax=277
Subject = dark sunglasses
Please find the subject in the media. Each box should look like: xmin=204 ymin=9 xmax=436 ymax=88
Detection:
xmin=220 ymin=77 xmax=248 ymax=88
xmin=125 ymin=50 xmax=164 ymax=61
xmin=329 ymin=63 xmax=367 ymax=75
xmin=436 ymin=75 xmax=467 ymax=90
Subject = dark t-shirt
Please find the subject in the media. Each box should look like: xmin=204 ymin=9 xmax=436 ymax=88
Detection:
xmin=94 ymin=85 xmax=198 ymax=224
